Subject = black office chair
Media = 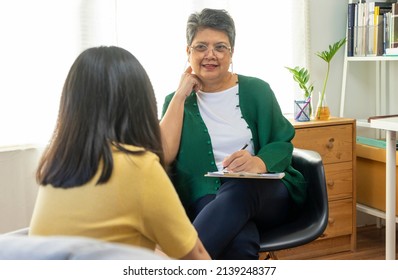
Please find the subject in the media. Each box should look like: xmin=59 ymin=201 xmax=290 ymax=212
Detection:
xmin=259 ymin=148 xmax=328 ymax=259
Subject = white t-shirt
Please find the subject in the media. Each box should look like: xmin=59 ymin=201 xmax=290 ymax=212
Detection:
xmin=196 ymin=85 xmax=254 ymax=170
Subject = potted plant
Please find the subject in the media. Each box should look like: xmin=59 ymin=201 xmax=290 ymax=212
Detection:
xmin=286 ymin=66 xmax=314 ymax=121
xmin=315 ymin=37 xmax=346 ymax=120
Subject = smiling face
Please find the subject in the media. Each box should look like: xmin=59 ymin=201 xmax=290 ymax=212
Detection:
xmin=187 ymin=28 xmax=233 ymax=90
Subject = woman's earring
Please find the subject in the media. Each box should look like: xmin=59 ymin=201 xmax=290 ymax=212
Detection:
xmin=230 ymin=61 xmax=234 ymax=74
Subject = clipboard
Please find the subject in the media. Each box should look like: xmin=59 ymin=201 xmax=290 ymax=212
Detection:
xmin=205 ymin=171 xmax=285 ymax=179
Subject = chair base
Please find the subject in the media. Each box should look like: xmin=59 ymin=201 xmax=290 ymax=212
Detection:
xmin=259 ymin=251 xmax=278 ymax=260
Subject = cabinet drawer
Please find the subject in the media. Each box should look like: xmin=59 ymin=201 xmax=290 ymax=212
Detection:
xmin=293 ymin=124 xmax=353 ymax=164
xmin=324 ymin=162 xmax=353 ymax=200
xmin=320 ymin=199 xmax=353 ymax=239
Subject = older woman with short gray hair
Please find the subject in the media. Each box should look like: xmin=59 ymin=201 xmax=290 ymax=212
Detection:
xmin=160 ymin=8 xmax=307 ymax=260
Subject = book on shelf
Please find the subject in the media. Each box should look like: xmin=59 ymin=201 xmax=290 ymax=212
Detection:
xmin=367 ymin=113 xmax=398 ymax=122
xmin=374 ymin=9 xmax=384 ymax=56
xmin=391 ymin=3 xmax=398 ymax=48
xmin=354 ymin=2 xmax=366 ymax=56
xmin=385 ymin=47 xmax=398 ymax=55
xmin=347 ymin=3 xmax=356 ymax=56
xmin=357 ymin=136 xmax=398 ymax=150
xmin=348 ymin=1 xmax=395 ymax=57
xmin=375 ymin=1 xmax=395 ymax=14
xmin=357 ymin=136 xmax=387 ymax=149
xmin=367 ymin=2 xmax=375 ymax=56
xmin=384 ymin=10 xmax=391 ymax=51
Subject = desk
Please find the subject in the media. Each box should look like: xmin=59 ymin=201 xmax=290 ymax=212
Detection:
xmin=370 ymin=116 xmax=398 ymax=260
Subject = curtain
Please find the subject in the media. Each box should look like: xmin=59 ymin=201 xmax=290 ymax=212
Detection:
xmin=0 ymin=0 xmax=82 ymax=147
xmin=0 ymin=0 xmax=308 ymax=147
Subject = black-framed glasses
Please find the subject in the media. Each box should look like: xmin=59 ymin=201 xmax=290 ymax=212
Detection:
xmin=190 ymin=43 xmax=232 ymax=57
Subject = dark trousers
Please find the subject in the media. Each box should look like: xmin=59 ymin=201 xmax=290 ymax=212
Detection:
xmin=188 ymin=178 xmax=291 ymax=260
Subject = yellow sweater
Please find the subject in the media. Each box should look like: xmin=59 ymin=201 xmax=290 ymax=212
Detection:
xmin=29 ymin=145 xmax=197 ymax=259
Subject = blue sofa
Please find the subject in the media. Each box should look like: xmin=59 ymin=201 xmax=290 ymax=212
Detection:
xmin=0 ymin=228 xmax=167 ymax=260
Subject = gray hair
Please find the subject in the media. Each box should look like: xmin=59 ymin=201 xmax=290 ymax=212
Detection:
xmin=186 ymin=8 xmax=236 ymax=49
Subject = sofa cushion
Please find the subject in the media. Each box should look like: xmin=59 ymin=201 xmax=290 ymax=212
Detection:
xmin=0 ymin=235 xmax=168 ymax=260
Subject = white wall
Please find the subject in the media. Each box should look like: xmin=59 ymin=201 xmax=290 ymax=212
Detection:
xmin=308 ymin=0 xmax=347 ymax=117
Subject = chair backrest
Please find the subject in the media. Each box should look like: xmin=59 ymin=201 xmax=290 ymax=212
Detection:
xmin=259 ymin=148 xmax=328 ymax=252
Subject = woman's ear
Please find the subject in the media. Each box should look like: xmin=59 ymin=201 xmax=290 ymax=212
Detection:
xmin=186 ymin=46 xmax=191 ymax=62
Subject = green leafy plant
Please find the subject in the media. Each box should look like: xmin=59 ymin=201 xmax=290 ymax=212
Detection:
xmin=315 ymin=37 xmax=346 ymax=115
xmin=285 ymin=66 xmax=314 ymax=100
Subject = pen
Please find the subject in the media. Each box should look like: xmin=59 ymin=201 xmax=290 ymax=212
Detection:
xmin=222 ymin=143 xmax=249 ymax=170
xmin=240 ymin=143 xmax=248 ymax=151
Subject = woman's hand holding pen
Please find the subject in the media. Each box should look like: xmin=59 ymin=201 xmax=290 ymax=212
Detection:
xmin=222 ymin=145 xmax=267 ymax=173
xmin=176 ymin=66 xmax=202 ymax=98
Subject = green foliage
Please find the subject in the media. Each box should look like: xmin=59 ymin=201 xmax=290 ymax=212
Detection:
xmin=316 ymin=37 xmax=346 ymax=107
xmin=315 ymin=37 xmax=347 ymax=63
xmin=285 ymin=66 xmax=314 ymax=100
xmin=285 ymin=37 xmax=346 ymax=119
xmin=313 ymin=37 xmax=346 ymax=118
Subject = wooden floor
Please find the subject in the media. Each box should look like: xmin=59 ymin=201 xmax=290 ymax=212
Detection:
xmin=309 ymin=225 xmax=398 ymax=260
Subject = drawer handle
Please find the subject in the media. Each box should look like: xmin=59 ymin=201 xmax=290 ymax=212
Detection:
xmin=327 ymin=180 xmax=335 ymax=188
xmin=326 ymin=138 xmax=334 ymax=149
xmin=328 ymin=218 xmax=335 ymax=225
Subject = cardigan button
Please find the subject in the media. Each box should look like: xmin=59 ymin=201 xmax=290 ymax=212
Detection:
xmin=210 ymin=161 xmax=215 ymax=165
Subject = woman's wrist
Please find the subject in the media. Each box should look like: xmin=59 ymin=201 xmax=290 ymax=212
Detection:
xmin=254 ymin=156 xmax=267 ymax=173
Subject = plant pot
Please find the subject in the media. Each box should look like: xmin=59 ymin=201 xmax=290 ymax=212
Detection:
xmin=294 ymin=99 xmax=311 ymax=122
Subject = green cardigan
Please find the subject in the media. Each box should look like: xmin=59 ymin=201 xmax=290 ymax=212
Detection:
xmin=161 ymin=74 xmax=307 ymax=209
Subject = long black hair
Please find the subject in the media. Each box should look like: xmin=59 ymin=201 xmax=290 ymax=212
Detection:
xmin=36 ymin=46 xmax=164 ymax=188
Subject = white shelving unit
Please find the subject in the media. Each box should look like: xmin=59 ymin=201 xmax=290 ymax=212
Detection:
xmin=340 ymin=1 xmax=398 ymax=224
xmin=340 ymin=56 xmax=398 ymax=120
xmin=340 ymin=55 xmax=398 ymax=223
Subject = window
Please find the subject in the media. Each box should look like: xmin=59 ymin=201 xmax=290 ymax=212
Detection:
xmin=0 ymin=0 xmax=307 ymax=147
xmin=0 ymin=0 xmax=82 ymax=147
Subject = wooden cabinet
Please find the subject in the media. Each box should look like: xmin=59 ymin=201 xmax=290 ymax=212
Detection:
xmin=274 ymin=117 xmax=357 ymax=259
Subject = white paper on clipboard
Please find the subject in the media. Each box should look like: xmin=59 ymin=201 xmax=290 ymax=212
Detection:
xmin=205 ymin=171 xmax=285 ymax=179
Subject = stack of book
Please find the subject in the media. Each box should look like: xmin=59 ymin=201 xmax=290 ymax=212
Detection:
xmin=347 ymin=1 xmax=398 ymax=57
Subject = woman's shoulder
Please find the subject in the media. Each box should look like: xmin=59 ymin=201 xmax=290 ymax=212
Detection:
xmin=238 ymin=74 xmax=271 ymax=92
xmin=237 ymin=74 xmax=270 ymax=87
xmin=112 ymin=144 xmax=159 ymax=165
xmin=112 ymin=143 xmax=145 ymax=153
xmin=237 ymin=74 xmax=273 ymax=99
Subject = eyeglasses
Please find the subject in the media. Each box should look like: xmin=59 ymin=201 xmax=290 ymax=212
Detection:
xmin=189 ymin=43 xmax=232 ymax=58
